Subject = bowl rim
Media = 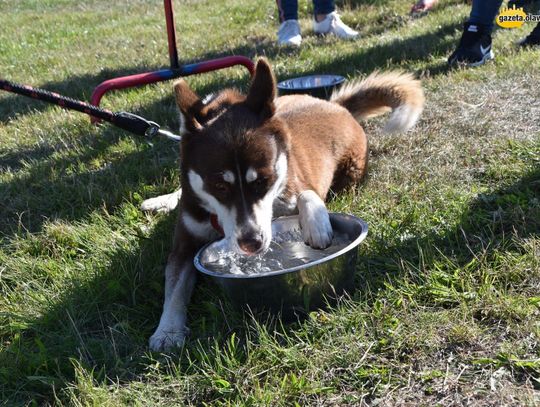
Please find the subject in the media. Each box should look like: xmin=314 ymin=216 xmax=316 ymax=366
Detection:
xmin=193 ymin=213 xmax=368 ymax=279
xmin=277 ymin=74 xmax=346 ymax=91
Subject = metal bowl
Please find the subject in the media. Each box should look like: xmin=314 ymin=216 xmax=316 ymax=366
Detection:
xmin=194 ymin=213 xmax=368 ymax=318
xmin=277 ymin=74 xmax=346 ymax=100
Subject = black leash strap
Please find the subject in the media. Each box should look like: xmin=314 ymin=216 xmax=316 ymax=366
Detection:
xmin=0 ymin=79 xmax=181 ymax=142
xmin=0 ymin=79 xmax=114 ymax=121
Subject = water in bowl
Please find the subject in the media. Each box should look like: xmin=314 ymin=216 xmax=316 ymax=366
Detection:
xmin=200 ymin=230 xmax=351 ymax=275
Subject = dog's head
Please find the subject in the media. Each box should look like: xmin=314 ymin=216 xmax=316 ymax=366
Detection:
xmin=176 ymin=59 xmax=289 ymax=255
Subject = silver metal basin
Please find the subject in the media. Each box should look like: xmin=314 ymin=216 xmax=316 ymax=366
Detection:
xmin=277 ymin=74 xmax=346 ymax=99
xmin=194 ymin=213 xmax=368 ymax=317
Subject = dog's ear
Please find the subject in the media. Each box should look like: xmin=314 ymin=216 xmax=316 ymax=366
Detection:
xmin=173 ymin=79 xmax=205 ymax=132
xmin=245 ymin=58 xmax=276 ymax=119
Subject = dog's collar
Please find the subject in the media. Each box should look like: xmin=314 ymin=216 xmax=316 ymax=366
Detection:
xmin=209 ymin=214 xmax=224 ymax=236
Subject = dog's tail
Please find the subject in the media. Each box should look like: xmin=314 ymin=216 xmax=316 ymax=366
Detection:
xmin=330 ymin=71 xmax=424 ymax=133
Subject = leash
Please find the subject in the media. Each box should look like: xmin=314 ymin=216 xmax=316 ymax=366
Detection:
xmin=0 ymin=79 xmax=181 ymax=143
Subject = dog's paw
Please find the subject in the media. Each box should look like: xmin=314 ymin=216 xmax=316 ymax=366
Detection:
xmin=298 ymin=190 xmax=333 ymax=249
xmin=300 ymin=210 xmax=333 ymax=249
xmin=140 ymin=189 xmax=182 ymax=214
xmin=149 ymin=328 xmax=188 ymax=352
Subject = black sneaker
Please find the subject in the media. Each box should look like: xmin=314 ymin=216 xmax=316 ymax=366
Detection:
xmin=519 ymin=22 xmax=540 ymax=47
xmin=448 ymin=22 xmax=494 ymax=67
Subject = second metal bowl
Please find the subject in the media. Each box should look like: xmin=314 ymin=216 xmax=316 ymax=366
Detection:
xmin=277 ymin=74 xmax=346 ymax=100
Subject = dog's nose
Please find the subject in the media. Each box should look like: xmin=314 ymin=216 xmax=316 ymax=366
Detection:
xmin=237 ymin=234 xmax=263 ymax=254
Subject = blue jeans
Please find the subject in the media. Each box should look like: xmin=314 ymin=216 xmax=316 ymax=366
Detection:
xmin=468 ymin=0 xmax=504 ymax=32
xmin=276 ymin=0 xmax=335 ymax=23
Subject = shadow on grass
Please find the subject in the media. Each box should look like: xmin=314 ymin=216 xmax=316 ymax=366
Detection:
xmin=0 ymin=18 xmax=460 ymax=238
xmin=157 ymin=17 xmax=460 ymax=81
xmin=0 ymin=122 xmax=181 ymax=238
xmin=358 ymin=166 xmax=540 ymax=296
xmin=1 ymin=160 xmax=537 ymax=404
xmin=1 ymin=11 xmax=461 ymax=124
xmin=0 ymin=210 xmax=178 ymax=402
xmin=307 ymin=22 xmax=458 ymax=77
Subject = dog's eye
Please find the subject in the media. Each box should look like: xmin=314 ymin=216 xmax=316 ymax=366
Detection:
xmin=251 ymin=177 xmax=268 ymax=193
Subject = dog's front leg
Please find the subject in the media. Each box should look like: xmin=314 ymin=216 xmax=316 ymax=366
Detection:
xmin=149 ymin=252 xmax=196 ymax=351
xmin=297 ymin=190 xmax=333 ymax=249
xmin=298 ymin=190 xmax=333 ymax=249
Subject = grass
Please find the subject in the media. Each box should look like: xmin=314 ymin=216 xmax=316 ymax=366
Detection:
xmin=0 ymin=0 xmax=539 ymax=405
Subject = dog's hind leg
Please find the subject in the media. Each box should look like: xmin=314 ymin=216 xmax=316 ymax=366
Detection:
xmin=297 ymin=190 xmax=333 ymax=249
xmin=331 ymin=147 xmax=368 ymax=194
xmin=140 ymin=188 xmax=182 ymax=213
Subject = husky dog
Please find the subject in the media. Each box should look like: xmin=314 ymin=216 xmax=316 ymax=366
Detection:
xmin=146 ymin=58 xmax=424 ymax=351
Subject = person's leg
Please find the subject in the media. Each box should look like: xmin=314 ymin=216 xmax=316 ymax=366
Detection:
xmin=468 ymin=0 xmax=504 ymax=33
xmin=448 ymin=0 xmax=504 ymax=66
xmin=276 ymin=0 xmax=298 ymax=23
xmin=519 ymin=21 xmax=540 ymax=46
xmin=312 ymin=0 xmax=358 ymax=39
xmin=276 ymin=0 xmax=302 ymax=46
xmin=313 ymin=0 xmax=335 ymax=22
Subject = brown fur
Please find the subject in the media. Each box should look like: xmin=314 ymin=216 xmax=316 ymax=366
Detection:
xmin=274 ymin=94 xmax=368 ymax=200
xmin=273 ymin=70 xmax=425 ymax=200
xmin=330 ymin=70 xmax=425 ymax=119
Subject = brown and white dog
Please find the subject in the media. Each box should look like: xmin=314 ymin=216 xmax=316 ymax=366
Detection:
xmin=145 ymin=58 xmax=424 ymax=351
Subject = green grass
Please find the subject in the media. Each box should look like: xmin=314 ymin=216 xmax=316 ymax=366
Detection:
xmin=1 ymin=0 xmax=539 ymax=405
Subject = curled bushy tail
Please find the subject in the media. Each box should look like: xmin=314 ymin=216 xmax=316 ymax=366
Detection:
xmin=330 ymin=71 xmax=424 ymax=133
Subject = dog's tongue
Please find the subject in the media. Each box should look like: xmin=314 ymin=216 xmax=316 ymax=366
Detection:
xmin=210 ymin=214 xmax=224 ymax=236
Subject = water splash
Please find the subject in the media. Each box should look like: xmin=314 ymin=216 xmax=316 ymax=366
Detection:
xmin=201 ymin=230 xmax=351 ymax=275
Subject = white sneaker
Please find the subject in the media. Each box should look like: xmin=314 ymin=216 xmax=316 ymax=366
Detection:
xmin=313 ymin=12 xmax=359 ymax=40
xmin=278 ymin=20 xmax=302 ymax=46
